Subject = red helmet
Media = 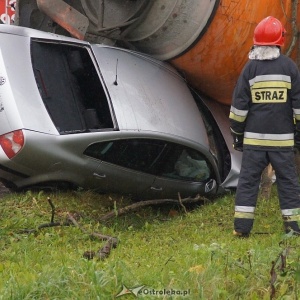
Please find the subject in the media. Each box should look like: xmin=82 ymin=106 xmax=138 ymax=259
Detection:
xmin=253 ymin=16 xmax=286 ymax=46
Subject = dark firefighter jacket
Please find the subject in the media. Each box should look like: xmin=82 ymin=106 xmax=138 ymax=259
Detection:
xmin=229 ymin=50 xmax=300 ymax=151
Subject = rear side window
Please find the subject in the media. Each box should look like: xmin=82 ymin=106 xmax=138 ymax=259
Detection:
xmin=31 ymin=41 xmax=114 ymax=134
xmin=84 ymin=139 xmax=211 ymax=182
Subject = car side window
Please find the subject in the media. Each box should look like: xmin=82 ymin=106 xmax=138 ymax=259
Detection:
xmin=84 ymin=139 xmax=166 ymax=173
xmin=84 ymin=139 xmax=211 ymax=182
xmin=154 ymin=144 xmax=211 ymax=182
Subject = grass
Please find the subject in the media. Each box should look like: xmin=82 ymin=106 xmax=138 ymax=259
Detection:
xmin=1 ymin=187 xmax=300 ymax=299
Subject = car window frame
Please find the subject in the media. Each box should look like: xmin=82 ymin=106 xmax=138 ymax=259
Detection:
xmin=30 ymin=38 xmax=118 ymax=134
xmin=84 ymin=138 xmax=214 ymax=183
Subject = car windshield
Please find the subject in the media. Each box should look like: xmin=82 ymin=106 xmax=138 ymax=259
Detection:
xmin=31 ymin=41 xmax=114 ymax=134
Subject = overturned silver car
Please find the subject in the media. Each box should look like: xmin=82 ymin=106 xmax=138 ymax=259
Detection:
xmin=0 ymin=25 xmax=241 ymax=199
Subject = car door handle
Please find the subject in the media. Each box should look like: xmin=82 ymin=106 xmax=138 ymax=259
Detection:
xmin=93 ymin=172 xmax=106 ymax=179
xmin=150 ymin=186 xmax=162 ymax=191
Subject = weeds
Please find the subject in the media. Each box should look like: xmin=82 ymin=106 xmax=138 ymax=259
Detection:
xmin=1 ymin=189 xmax=300 ymax=299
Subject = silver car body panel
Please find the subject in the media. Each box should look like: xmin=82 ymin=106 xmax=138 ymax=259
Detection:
xmin=0 ymin=25 xmax=240 ymax=196
xmin=0 ymin=28 xmax=58 ymax=135
xmin=92 ymin=45 xmax=209 ymax=147
xmin=0 ymin=25 xmax=209 ymax=147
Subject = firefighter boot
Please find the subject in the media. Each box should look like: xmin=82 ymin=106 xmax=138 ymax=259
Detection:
xmin=233 ymin=218 xmax=253 ymax=238
xmin=233 ymin=230 xmax=250 ymax=238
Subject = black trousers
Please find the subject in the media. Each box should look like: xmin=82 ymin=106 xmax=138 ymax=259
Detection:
xmin=234 ymin=149 xmax=300 ymax=233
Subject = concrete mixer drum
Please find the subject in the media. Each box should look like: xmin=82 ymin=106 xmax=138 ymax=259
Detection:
xmin=122 ymin=0 xmax=219 ymax=60
xmin=15 ymin=0 xmax=219 ymax=60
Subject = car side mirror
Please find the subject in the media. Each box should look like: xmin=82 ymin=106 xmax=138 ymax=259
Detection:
xmin=205 ymin=179 xmax=217 ymax=194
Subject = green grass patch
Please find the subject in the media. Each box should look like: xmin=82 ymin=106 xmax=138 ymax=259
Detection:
xmin=1 ymin=188 xmax=300 ymax=299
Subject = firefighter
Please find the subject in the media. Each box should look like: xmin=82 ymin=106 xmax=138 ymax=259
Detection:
xmin=229 ymin=16 xmax=300 ymax=237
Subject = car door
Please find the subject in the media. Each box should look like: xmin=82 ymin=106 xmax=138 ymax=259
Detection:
xmin=92 ymin=162 xmax=155 ymax=196
xmin=83 ymin=138 xmax=166 ymax=196
xmin=145 ymin=143 xmax=216 ymax=199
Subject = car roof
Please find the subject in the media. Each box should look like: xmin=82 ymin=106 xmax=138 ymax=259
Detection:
xmin=0 ymin=25 xmax=209 ymax=149
xmin=0 ymin=24 xmax=88 ymax=43
xmin=92 ymin=45 xmax=209 ymax=147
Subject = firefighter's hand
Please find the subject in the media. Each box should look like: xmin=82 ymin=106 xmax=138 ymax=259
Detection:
xmin=231 ymin=132 xmax=244 ymax=152
xmin=233 ymin=142 xmax=243 ymax=152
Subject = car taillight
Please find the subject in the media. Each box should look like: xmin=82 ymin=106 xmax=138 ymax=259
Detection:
xmin=0 ymin=130 xmax=24 ymax=159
